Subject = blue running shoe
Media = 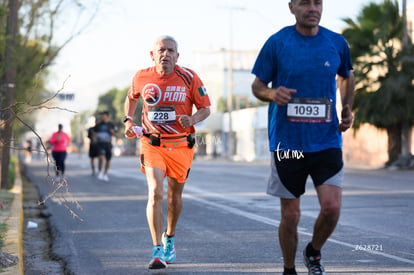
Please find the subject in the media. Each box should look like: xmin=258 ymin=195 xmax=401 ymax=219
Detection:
xmin=148 ymin=246 xmax=167 ymax=269
xmin=162 ymin=232 xmax=176 ymax=263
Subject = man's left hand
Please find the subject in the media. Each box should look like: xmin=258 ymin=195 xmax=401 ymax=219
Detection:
xmin=338 ymin=104 xmax=353 ymax=132
xmin=178 ymin=115 xmax=193 ymax=128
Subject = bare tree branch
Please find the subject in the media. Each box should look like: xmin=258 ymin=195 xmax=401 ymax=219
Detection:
xmin=43 ymin=0 xmax=102 ymax=68
xmin=0 ymin=67 xmax=84 ymax=220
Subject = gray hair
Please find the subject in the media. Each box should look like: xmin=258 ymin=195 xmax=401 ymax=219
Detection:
xmin=154 ymin=35 xmax=178 ymax=51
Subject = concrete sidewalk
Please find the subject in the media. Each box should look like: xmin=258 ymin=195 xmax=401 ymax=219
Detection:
xmin=0 ymin=160 xmax=24 ymax=274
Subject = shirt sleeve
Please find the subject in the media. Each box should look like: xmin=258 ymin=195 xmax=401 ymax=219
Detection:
xmin=128 ymin=71 xmax=141 ymax=101
xmin=337 ymin=36 xmax=353 ymax=78
xmin=65 ymin=133 xmax=71 ymax=146
xmin=251 ymin=35 xmax=278 ymax=84
xmin=49 ymin=133 xmax=56 ymax=144
xmin=192 ymin=72 xmax=211 ymax=110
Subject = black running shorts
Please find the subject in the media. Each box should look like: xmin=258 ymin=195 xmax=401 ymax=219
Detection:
xmin=268 ymin=148 xmax=344 ymax=198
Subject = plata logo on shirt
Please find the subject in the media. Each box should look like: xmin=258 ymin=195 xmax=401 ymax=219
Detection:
xmin=143 ymin=83 xmax=162 ymax=106
xmin=163 ymin=86 xmax=186 ymax=103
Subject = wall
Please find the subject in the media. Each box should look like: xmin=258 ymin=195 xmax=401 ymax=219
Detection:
xmin=220 ymin=107 xmax=414 ymax=168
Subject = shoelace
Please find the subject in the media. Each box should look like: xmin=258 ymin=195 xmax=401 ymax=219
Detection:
xmin=153 ymin=247 xmax=163 ymax=257
xmin=165 ymin=239 xmax=173 ymax=249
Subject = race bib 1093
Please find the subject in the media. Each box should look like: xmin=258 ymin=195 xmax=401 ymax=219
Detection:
xmin=287 ymin=98 xmax=333 ymax=123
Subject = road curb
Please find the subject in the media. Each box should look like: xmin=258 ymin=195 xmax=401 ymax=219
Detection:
xmin=1 ymin=159 xmax=24 ymax=275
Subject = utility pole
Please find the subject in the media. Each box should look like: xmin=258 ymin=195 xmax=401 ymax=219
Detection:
xmin=227 ymin=9 xmax=234 ymax=159
xmin=1 ymin=0 xmax=19 ymax=188
xmin=221 ymin=6 xmax=244 ymax=159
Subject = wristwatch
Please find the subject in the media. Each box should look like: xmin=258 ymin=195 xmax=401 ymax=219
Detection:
xmin=123 ymin=115 xmax=133 ymax=123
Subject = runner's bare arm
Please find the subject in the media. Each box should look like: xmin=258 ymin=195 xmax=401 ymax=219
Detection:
xmin=338 ymin=71 xmax=355 ymax=109
xmin=124 ymin=95 xmax=138 ymax=136
xmin=110 ymin=128 xmax=119 ymax=139
xmin=338 ymin=71 xmax=355 ymax=132
xmin=178 ymin=107 xmax=211 ymax=128
xmin=252 ymin=77 xmax=296 ymax=106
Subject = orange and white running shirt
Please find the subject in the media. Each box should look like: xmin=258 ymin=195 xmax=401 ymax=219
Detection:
xmin=128 ymin=65 xmax=211 ymax=135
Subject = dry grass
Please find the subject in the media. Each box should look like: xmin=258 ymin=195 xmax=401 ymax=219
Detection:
xmin=0 ymin=189 xmax=14 ymax=248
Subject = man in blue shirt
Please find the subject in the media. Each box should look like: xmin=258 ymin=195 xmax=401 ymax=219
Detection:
xmin=251 ymin=1 xmax=354 ymax=274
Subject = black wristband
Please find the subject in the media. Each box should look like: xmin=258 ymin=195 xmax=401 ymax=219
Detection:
xmin=123 ymin=115 xmax=133 ymax=123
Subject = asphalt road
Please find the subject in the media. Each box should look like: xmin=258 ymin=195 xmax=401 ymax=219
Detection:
xmin=22 ymin=153 xmax=414 ymax=275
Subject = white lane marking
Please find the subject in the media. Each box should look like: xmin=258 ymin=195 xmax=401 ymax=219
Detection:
xmin=108 ymin=170 xmax=146 ymax=180
xmin=183 ymin=190 xmax=307 ymax=232
xmin=106 ymin=167 xmax=414 ymax=265
xmin=184 ymin=186 xmax=414 ymax=265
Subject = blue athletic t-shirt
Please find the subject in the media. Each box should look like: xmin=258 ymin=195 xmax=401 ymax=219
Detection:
xmin=252 ymin=26 xmax=353 ymax=153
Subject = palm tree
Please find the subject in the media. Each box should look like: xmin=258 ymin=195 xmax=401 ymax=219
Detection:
xmin=342 ymin=0 xmax=414 ymax=166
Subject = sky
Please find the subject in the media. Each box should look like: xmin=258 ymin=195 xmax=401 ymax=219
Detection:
xmin=47 ymin=0 xmax=412 ymax=114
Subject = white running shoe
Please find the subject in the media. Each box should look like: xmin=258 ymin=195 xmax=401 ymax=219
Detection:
xmin=102 ymin=174 xmax=109 ymax=182
xmin=97 ymin=172 xmax=104 ymax=180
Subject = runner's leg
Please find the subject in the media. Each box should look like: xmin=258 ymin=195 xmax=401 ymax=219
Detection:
xmin=104 ymin=159 xmax=111 ymax=174
xmin=98 ymin=155 xmax=104 ymax=173
xmin=279 ymin=198 xmax=301 ymax=269
xmin=61 ymin=151 xmax=67 ymax=175
xmin=311 ymin=184 xmax=342 ymax=250
xmin=145 ymin=167 xmax=166 ymax=246
xmin=165 ymin=177 xmax=185 ymax=236
xmin=90 ymin=157 xmax=95 ymax=175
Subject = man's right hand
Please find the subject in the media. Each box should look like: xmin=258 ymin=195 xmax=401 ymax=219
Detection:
xmin=124 ymin=121 xmax=137 ymax=138
xmin=273 ymin=86 xmax=297 ymax=106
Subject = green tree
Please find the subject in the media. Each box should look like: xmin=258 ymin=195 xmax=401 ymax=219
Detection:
xmin=113 ymin=86 xmax=144 ymax=125
xmin=0 ymin=0 xmax=100 ymax=188
xmin=342 ymin=0 xmax=414 ymax=166
xmin=70 ymin=110 xmax=90 ymax=152
xmin=96 ymin=86 xmax=143 ymax=130
xmin=96 ymin=88 xmax=118 ymax=118
xmin=113 ymin=87 xmax=128 ymax=122
xmin=96 ymin=87 xmax=123 ymax=133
